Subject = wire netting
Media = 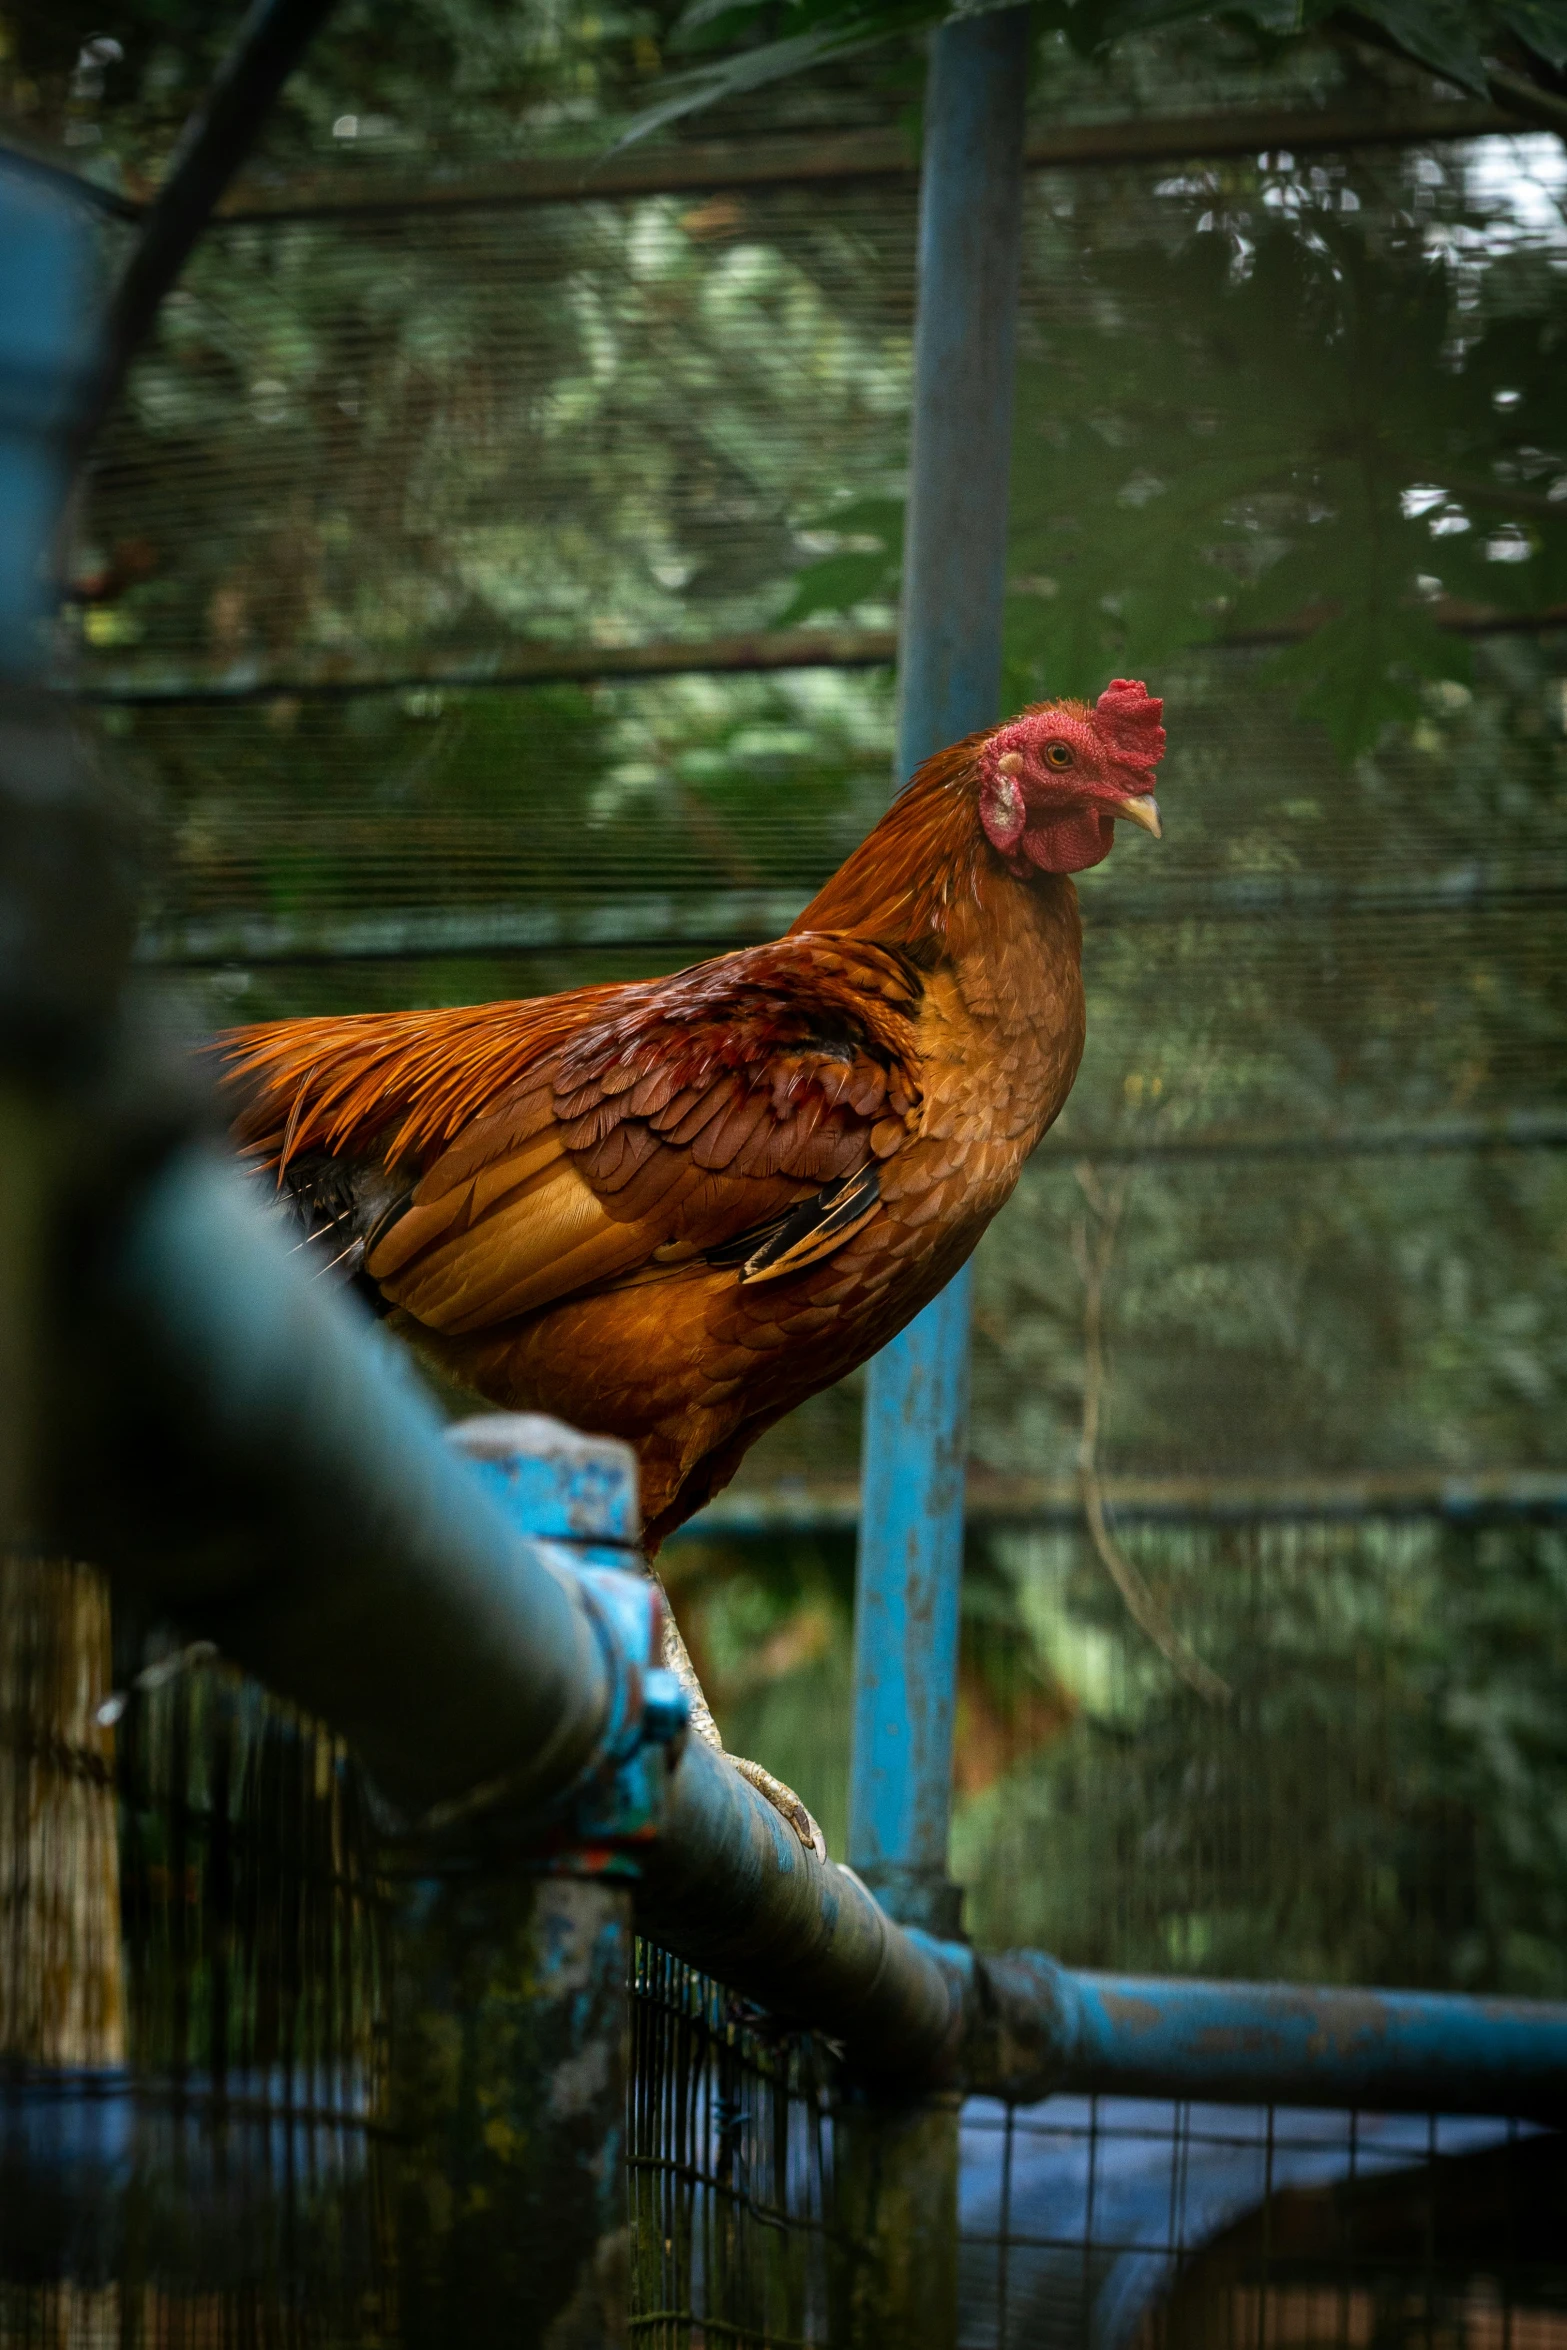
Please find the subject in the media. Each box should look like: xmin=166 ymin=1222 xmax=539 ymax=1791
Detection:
xmin=0 ymin=1557 xmax=390 ymax=2350
xmin=958 ymin=2097 xmax=1567 ymax=2349
xmin=5 ymin=1542 xmax=1565 ymax=2348
xmin=629 ymin=1943 xmax=854 ymax=2347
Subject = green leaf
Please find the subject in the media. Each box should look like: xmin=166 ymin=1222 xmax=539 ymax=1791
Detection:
xmin=776 ymin=549 xmax=897 ymax=623
xmin=623 ymin=0 xmax=1522 ymax=140
xmin=1341 ymin=0 xmax=1493 ymax=91
xmin=1496 ymin=0 xmax=1567 ymax=67
xmin=775 ymin=496 xmax=903 ymax=624
xmin=615 ymin=14 xmax=920 ymax=147
xmin=1263 ymin=609 xmax=1472 ymax=757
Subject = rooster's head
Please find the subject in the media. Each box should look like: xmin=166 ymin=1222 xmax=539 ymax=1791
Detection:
xmin=977 ymin=679 xmax=1165 ymax=877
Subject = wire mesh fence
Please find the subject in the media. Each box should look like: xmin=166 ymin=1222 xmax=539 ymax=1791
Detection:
xmin=629 ymin=1944 xmax=855 ymax=2347
xmin=4 ymin=1543 xmax=1564 ymax=2347
xmin=0 ymin=1554 xmax=390 ymax=2350
xmin=958 ymin=2097 xmax=1567 ymax=2350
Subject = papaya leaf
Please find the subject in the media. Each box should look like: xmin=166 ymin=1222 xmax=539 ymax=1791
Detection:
xmin=777 ymin=548 xmax=898 ymax=623
xmin=621 ymin=0 xmax=1563 ymax=145
xmin=1350 ymin=0 xmax=1494 ymax=91
xmin=1497 ymin=0 xmax=1567 ymax=66
xmin=1264 ymin=609 xmax=1472 ymax=758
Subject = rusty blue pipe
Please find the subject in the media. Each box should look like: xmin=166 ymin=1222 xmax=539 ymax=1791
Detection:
xmin=954 ymin=1950 xmax=1567 ymax=2119
xmin=67 ymin=1146 xmax=621 ymax=1816
xmin=1053 ymin=1968 xmax=1567 ymax=2116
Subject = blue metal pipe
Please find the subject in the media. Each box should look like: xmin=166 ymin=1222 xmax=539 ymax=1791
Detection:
xmin=851 ymin=1270 xmax=972 ymax=1930
xmin=1061 ymin=1969 xmax=1567 ymax=2117
xmin=69 ymin=1147 xmax=619 ymax=1816
xmin=850 ymin=7 xmax=1031 ymax=1936
xmin=891 ymin=10 xmax=1031 ymax=778
xmin=966 ymin=1952 xmax=1567 ymax=2120
xmin=0 ymin=169 xmax=99 ymax=678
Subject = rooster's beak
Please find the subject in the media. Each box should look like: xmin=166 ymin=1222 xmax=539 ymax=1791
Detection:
xmin=1115 ymin=795 xmax=1162 ymax=839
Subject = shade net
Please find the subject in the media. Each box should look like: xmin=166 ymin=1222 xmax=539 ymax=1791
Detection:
xmin=6 ymin=0 xmax=1567 ymax=2341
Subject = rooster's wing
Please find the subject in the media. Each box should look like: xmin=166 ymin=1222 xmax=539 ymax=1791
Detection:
xmin=227 ymin=935 xmax=923 ymax=1338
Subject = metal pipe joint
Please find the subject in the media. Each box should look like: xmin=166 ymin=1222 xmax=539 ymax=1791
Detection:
xmin=434 ymin=1416 xmax=689 ymax=1863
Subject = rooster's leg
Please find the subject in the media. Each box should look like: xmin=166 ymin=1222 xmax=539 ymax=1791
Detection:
xmin=657 ymin=1590 xmax=827 ymax=1862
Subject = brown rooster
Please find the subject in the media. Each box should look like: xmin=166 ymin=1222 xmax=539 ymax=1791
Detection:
xmin=221 ymin=681 xmax=1165 ymax=1846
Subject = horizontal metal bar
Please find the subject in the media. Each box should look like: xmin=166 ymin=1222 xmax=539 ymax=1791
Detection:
xmin=133 ymin=890 xmax=811 ymax=969
xmin=1038 ymin=1114 xmax=1567 ymax=1164
xmin=18 ymin=98 xmax=1512 ymax=232
xmin=667 ymin=1467 xmax=1567 ymax=1541
xmin=133 ymin=874 xmax=1567 ymax=972
xmin=1089 ymin=875 xmax=1567 ymax=927
xmin=70 ymin=627 xmax=899 ymax=707
xmin=218 ymin=100 xmax=1519 ymax=221
xmin=970 ymin=1956 xmax=1567 ymax=2118
xmin=70 ymin=604 xmax=1567 ymax=709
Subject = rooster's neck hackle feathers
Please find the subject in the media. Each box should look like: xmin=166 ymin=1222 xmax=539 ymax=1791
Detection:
xmin=791 ymin=731 xmax=1001 ymax=952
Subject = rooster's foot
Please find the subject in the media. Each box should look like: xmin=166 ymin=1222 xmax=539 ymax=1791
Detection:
xmin=658 ymin=1579 xmax=827 ymax=1859
xmin=726 ymin=1752 xmax=827 ymax=1861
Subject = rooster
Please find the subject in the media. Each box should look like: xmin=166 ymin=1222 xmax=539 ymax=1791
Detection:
xmin=221 ymin=681 xmax=1165 ymax=1847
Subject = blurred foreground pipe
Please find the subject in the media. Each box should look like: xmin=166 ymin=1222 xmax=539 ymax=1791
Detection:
xmin=70 ymin=1147 xmax=613 ymax=1816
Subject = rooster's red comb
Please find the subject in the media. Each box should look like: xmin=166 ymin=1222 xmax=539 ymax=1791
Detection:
xmin=1095 ymin=678 xmax=1165 ymax=772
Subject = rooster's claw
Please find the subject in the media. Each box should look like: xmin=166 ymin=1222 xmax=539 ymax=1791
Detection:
xmin=658 ymin=1585 xmax=827 ymax=1859
xmin=727 ymin=1753 xmax=828 ymax=1861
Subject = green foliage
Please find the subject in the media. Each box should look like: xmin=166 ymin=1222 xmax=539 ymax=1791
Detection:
xmin=949 ymin=1515 xmax=1567 ymax=1990
xmin=0 ymin=0 xmax=683 ymax=180
xmin=81 ymin=189 xmax=910 ymax=682
xmin=789 ymin=203 xmax=1567 ymax=757
xmin=629 ymin=0 xmax=1567 ymax=141
xmin=673 ymin=1503 xmax=1567 ymax=1990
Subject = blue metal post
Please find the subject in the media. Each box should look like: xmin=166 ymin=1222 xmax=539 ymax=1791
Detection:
xmin=0 ymin=171 xmax=96 ymax=680
xmin=851 ymin=1274 xmax=972 ymax=1930
xmin=840 ymin=22 xmax=1029 ymax=2345
xmin=849 ymin=6 xmax=1031 ymax=1939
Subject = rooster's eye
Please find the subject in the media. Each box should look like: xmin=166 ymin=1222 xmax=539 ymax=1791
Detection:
xmin=1044 ymin=742 xmax=1074 ymax=770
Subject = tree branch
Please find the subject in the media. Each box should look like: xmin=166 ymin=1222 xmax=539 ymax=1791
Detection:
xmin=1072 ymin=1163 xmax=1230 ymax=1706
